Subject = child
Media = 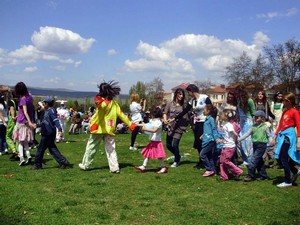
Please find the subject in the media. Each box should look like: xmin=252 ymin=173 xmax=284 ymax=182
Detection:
xmin=219 ymin=109 xmax=243 ymax=181
xmin=239 ymin=110 xmax=272 ymax=182
xmin=270 ymin=92 xmax=300 ymax=188
xmin=32 ymin=97 xmax=70 ymax=169
xmin=135 ymin=107 xmax=168 ymax=174
xmin=12 ymin=82 xmax=35 ymax=166
xmin=78 ymin=81 xmax=136 ymax=174
xmin=200 ymin=104 xmax=221 ymax=177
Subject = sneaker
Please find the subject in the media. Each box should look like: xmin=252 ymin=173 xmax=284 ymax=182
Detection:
xmin=19 ymin=158 xmax=26 ymax=166
xmin=129 ymin=146 xmax=138 ymax=150
xmin=244 ymin=175 xmax=256 ymax=182
xmin=10 ymin=152 xmax=17 ymax=160
xmin=193 ymin=162 xmax=203 ymax=170
xmin=257 ymin=176 xmax=268 ymax=181
xmin=25 ymin=157 xmax=32 ymax=165
xmin=291 ymin=170 xmax=300 ymax=184
xmin=156 ymin=167 xmax=168 ymax=174
xmin=170 ymin=162 xmax=180 ymax=168
xmin=277 ymin=182 xmax=292 ymax=188
xmin=134 ymin=165 xmax=146 ymax=172
xmin=202 ymin=171 xmax=215 ymax=177
xmin=111 ymin=170 xmax=120 ymax=174
xmin=59 ymin=162 xmax=72 ymax=169
xmin=78 ymin=163 xmax=89 ymax=171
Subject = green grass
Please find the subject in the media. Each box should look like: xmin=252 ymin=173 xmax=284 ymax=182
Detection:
xmin=0 ymin=128 xmax=300 ymax=225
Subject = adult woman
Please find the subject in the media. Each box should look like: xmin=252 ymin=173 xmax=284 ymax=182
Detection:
xmin=216 ymin=91 xmax=238 ymax=127
xmin=12 ymin=82 xmax=35 ymax=166
xmin=235 ymin=84 xmax=255 ymax=167
xmin=254 ymin=90 xmax=275 ymax=122
xmin=163 ymin=88 xmax=188 ymax=167
xmin=129 ymin=93 xmax=145 ymax=150
xmin=270 ymin=91 xmax=284 ymax=130
xmin=271 ymin=92 xmax=300 ymax=188
xmin=174 ymin=84 xmax=212 ymax=169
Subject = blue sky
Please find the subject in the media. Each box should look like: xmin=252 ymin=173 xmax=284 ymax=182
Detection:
xmin=1 ymin=0 xmax=299 ymax=94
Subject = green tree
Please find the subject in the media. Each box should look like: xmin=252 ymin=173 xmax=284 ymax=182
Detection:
xmin=129 ymin=81 xmax=146 ymax=99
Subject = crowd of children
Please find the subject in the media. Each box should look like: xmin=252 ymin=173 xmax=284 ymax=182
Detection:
xmin=1 ymin=81 xmax=300 ymax=189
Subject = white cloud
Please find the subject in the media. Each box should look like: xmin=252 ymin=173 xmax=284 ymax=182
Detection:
xmin=124 ymin=32 xmax=270 ymax=86
xmin=24 ymin=66 xmax=38 ymax=73
xmin=107 ymin=49 xmax=117 ymax=56
xmin=257 ymin=8 xmax=298 ymax=22
xmin=31 ymin=26 xmax=95 ymax=54
xmin=0 ymin=27 xmax=94 ymax=68
xmin=253 ymin=31 xmax=270 ymax=48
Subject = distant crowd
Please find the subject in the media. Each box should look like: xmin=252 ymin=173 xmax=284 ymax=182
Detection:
xmin=0 ymin=81 xmax=299 ymax=188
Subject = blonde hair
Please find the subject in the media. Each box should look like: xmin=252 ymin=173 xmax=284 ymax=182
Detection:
xmin=284 ymin=92 xmax=296 ymax=106
xmin=130 ymin=93 xmax=140 ymax=102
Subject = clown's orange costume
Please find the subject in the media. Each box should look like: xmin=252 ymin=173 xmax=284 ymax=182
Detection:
xmin=79 ymin=81 xmax=135 ymax=173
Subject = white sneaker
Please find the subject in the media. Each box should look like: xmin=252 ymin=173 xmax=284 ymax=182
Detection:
xmin=171 ymin=162 xmax=180 ymax=168
xmin=277 ymin=182 xmax=292 ymax=188
xmin=78 ymin=163 xmax=89 ymax=171
xmin=156 ymin=167 xmax=168 ymax=174
xmin=19 ymin=158 xmax=26 ymax=166
xmin=129 ymin=146 xmax=137 ymax=150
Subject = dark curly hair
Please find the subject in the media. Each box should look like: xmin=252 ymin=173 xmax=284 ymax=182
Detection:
xmin=97 ymin=80 xmax=121 ymax=100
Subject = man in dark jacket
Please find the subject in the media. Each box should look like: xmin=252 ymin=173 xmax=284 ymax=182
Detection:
xmin=32 ymin=96 xmax=70 ymax=169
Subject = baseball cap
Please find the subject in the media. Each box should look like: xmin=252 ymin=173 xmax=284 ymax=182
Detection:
xmin=253 ymin=110 xmax=265 ymax=117
xmin=43 ymin=96 xmax=54 ymax=103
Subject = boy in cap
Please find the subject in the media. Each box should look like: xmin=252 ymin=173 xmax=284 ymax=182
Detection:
xmin=238 ymin=110 xmax=272 ymax=181
xmin=32 ymin=96 xmax=70 ymax=169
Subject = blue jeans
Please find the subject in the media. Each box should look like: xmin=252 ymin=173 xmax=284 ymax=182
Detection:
xmin=279 ymin=137 xmax=298 ymax=183
xmin=166 ymin=135 xmax=181 ymax=163
xmin=34 ymin=135 xmax=68 ymax=168
xmin=200 ymin=141 xmax=216 ymax=172
xmin=248 ymin=142 xmax=267 ymax=178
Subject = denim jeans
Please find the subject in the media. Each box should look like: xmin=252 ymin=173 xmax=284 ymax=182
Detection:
xmin=166 ymin=135 xmax=181 ymax=163
xmin=34 ymin=135 xmax=68 ymax=168
xmin=248 ymin=142 xmax=267 ymax=178
xmin=279 ymin=137 xmax=298 ymax=183
xmin=200 ymin=141 xmax=216 ymax=172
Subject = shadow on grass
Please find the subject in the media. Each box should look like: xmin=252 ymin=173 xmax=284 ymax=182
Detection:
xmin=0 ymin=214 xmax=27 ymax=225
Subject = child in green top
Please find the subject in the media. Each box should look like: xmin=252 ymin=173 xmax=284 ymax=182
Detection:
xmin=238 ymin=110 xmax=272 ymax=182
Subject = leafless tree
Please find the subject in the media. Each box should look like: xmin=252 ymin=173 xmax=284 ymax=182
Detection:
xmin=264 ymin=38 xmax=300 ymax=92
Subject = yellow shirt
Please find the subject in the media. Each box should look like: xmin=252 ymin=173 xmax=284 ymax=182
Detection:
xmin=90 ymin=97 xmax=132 ymax=136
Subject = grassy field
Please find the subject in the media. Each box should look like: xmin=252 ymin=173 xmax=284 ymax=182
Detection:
xmin=0 ymin=128 xmax=300 ymax=225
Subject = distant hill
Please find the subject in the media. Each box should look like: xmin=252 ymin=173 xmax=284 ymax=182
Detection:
xmin=7 ymin=86 xmax=129 ymax=100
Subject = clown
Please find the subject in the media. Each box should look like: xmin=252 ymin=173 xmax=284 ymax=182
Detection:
xmin=56 ymin=100 xmax=69 ymax=142
xmin=78 ymin=81 xmax=136 ymax=174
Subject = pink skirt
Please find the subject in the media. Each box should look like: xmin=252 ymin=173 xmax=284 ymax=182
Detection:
xmin=12 ymin=123 xmax=34 ymax=142
xmin=141 ymin=141 xmax=166 ymax=159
